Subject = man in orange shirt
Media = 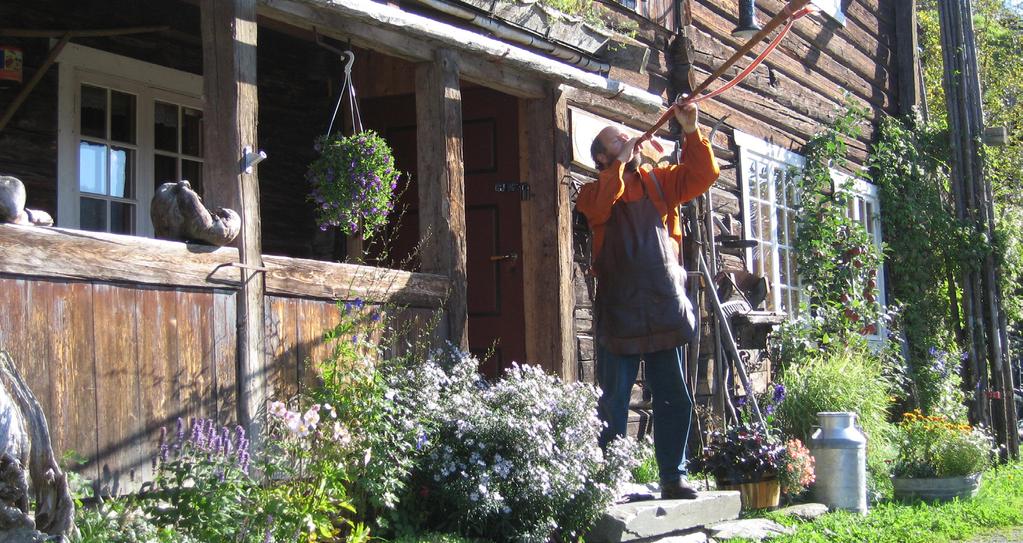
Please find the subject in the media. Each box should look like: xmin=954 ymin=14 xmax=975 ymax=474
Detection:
xmin=577 ymin=98 xmax=719 ymax=500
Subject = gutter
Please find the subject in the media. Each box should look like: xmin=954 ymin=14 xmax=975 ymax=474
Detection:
xmin=411 ymin=0 xmax=610 ymax=73
xmin=280 ymin=0 xmax=665 ymax=113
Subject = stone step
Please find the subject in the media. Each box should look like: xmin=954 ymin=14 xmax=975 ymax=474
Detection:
xmin=587 ymin=491 xmax=741 ymax=543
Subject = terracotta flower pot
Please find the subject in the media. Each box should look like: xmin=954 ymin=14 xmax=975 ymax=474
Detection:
xmin=720 ymin=478 xmax=781 ymax=510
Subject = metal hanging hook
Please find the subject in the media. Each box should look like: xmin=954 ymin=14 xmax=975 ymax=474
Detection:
xmin=342 ymin=50 xmax=355 ymax=77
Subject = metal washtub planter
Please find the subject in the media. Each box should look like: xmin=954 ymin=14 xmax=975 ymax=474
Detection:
xmin=809 ymin=412 xmax=868 ymax=514
xmin=892 ymin=472 xmax=983 ymax=503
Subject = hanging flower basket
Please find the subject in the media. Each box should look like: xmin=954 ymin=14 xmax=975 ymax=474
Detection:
xmin=307 ymin=130 xmax=401 ymax=238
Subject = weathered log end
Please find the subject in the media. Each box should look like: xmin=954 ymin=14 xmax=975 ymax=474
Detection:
xmin=0 ymin=351 xmax=76 ymax=539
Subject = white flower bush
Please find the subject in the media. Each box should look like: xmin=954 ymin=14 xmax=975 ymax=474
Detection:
xmin=377 ymin=346 xmax=639 ymax=542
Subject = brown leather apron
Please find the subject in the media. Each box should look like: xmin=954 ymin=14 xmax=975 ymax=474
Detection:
xmin=595 ymin=171 xmax=696 ymax=355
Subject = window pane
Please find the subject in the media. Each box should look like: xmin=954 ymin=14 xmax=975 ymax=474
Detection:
xmin=80 ymin=85 xmax=107 ymax=139
xmin=757 ymin=164 xmax=770 ymax=200
xmin=80 ymin=197 xmax=106 ymax=232
xmin=749 ymin=201 xmax=760 ymax=240
xmin=110 ymin=202 xmax=135 ymax=235
xmin=865 ymin=202 xmax=875 ymax=236
xmin=760 ymin=202 xmax=772 ymax=243
xmin=776 ymin=208 xmax=787 ymax=243
xmin=110 ymin=91 xmax=136 ymax=144
xmin=779 ymin=248 xmax=789 ymax=284
xmin=774 ymin=169 xmax=786 ymax=207
xmin=154 ymin=154 xmax=177 ymax=188
xmin=182 ymin=107 xmax=203 ymax=157
xmin=109 ymin=147 xmax=134 ymax=199
xmin=182 ymin=160 xmax=203 ymax=197
xmin=79 ymin=141 xmax=107 ymax=194
xmin=154 ymin=102 xmax=179 ymax=152
xmin=748 ymin=161 xmax=759 ymax=200
xmin=786 ymin=212 xmax=797 ymax=246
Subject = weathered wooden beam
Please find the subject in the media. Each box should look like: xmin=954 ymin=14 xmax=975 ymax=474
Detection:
xmin=202 ymin=0 xmax=264 ymax=434
xmin=0 ymin=224 xmax=450 ymax=307
xmin=520 ymin=86 xmax=575 ymax=379
xmin=895 ymin=0 xmax=921 ymax=114
xmin=258 ymin=0 xmax=662 ymax=111
xmin=258 ymin=0 xmax=545 ymax=98
xmin=416 ymin=49 xmax=468 ymax=349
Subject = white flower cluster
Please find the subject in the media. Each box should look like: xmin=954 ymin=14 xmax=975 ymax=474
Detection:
xmin=389 ymin=348 xmax=639 ymax=542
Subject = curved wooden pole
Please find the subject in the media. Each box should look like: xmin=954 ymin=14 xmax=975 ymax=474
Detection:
xmin=637 ymin=0 xmax=814 ymax=150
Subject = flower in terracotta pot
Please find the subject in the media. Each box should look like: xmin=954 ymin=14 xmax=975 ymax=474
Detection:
xmin=307 ymin=130 xmax=401 ymax=238
xmin=692 ymin=424 xmax=784 ymax=485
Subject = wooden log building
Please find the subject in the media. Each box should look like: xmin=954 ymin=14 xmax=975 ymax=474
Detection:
xmin=0 ymin=0 xmax=917 ymax=492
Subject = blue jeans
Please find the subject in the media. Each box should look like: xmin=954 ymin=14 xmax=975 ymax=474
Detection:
xmin=597 ymin=345 xmax=693 ymax=484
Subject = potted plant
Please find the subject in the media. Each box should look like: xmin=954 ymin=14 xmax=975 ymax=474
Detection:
xmin=693 ymin=424 xmax=784 ymax=509
xmin=778 ymin=438 xmax=816 ymax=501
xmin=307 ymin=130 xmax=401 ymax=239
xmin=890 ymin=409 xmax=994 ymax=502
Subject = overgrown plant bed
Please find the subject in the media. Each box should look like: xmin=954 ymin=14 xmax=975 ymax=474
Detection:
xmin=736 ymin=462 xmax=1023 ymax=543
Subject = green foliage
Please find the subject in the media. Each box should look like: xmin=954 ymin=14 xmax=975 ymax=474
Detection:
xmin=308 ymin=130 xmax=401 ymax=238
xmin=919 ymin=0 xmax=1023 ymax=327
xmin=868 ymin=115 xmax=979 ymax=413
xmin=762 ymin=462 xmax=1023 ymax=543
xmin=629 ymin=437 xmax=658 ymax=485
xmin=893 ymin=410 xmax=994 ymax=478
xmin=791 ymin=100 xmax=886 ymax=342
xmin=773 ymin=344 xmax=897 ymax=497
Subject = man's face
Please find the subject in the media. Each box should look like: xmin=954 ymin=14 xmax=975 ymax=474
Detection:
xmin=596 ymin=126 xmax=640 ymax=172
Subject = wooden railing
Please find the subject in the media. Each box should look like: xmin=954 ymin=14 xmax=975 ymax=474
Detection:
xmin=0 ymin=224 xmax=450 ymax=494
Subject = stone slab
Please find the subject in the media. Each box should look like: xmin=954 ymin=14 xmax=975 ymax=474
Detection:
xmin=587 ymin=491 xmax=741 ymax=543
xmin=773 ymin=502 xmax=829 ymax=521
xmin=708 ymin=519 xmax=795 ymax=541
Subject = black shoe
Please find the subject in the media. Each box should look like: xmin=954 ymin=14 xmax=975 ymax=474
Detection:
xmin=660 ymin=479 xmax=699 ymax=500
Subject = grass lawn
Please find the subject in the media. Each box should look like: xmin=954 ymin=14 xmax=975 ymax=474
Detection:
xmin=757 ymin=462 xmax=1023 ymax=543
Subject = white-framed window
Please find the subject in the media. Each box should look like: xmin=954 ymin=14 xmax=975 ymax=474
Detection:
xmin=736 ymin=130 xmax=805 ymax=315
xmin=737 ymin=131 xmax=886 ymax=331
xmin=57 ymin=43 xmax=203 ymax=237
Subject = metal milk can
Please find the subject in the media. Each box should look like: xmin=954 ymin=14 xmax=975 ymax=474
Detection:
xmin=809 ymin=412 xmax=867 ymax=514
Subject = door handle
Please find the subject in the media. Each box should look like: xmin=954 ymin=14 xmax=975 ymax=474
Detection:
xmin=490 ymin=253 xmax=518 ymax=263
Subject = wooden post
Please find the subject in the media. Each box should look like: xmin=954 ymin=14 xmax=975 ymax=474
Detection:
xmin=895 ymin=0 xmax=922 ymax=115
xmin=519 ymin=87 xmax=575 ymax=379
xmin=416 ymin=49 xmax=468 ymax=349
xmin=201 ymin=0 xmax=265 ymax=437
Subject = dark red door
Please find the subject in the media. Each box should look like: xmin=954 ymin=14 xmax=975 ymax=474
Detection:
xmin=362 ymin=87 xmax=525 ymax=378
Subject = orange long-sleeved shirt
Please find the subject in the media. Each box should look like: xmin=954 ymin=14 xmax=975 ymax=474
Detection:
xmin=576 ymin=130 xmax=720 ymax=266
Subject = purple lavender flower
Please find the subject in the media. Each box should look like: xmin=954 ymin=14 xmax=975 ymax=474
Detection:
xmin=772 ymin=383 xmax=786 ymax=404
xmin=175 ymin=418 xmax=185 ymax=443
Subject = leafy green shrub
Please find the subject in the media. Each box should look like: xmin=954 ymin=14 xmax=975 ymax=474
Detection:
xmin=773 ymin=344 xmax=897 ymax=495
xmin=629 ymin=437 xmax=658 ymax=485
xmin=893 ymin=410 xmax=994 ymax=478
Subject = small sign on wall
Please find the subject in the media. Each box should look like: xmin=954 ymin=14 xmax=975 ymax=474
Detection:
xmin=811 ymin=0 xmax=846 ymax=25
xmin=569 ymin=107 xmax=675 ymax=173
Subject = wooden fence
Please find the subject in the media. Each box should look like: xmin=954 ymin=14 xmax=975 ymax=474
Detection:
xmin=0 ymin=224 xmax=449 ymax=494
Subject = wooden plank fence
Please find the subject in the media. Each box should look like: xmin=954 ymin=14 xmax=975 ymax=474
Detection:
xmin=0 ymin=224 xmax=449 ymax=494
